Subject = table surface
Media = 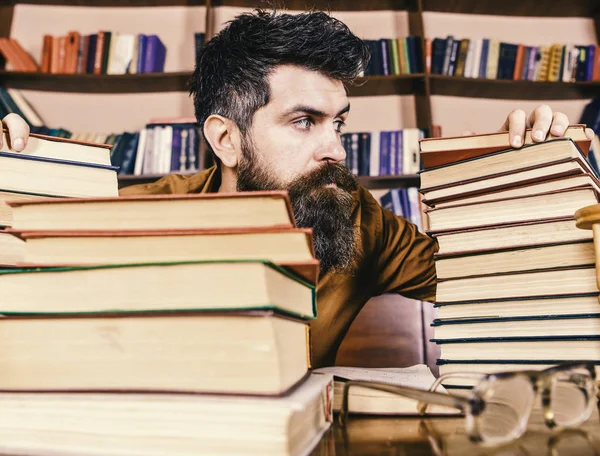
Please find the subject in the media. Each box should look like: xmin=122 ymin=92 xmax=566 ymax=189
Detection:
xmin=311 ymin=407 xmax=600 ymax=455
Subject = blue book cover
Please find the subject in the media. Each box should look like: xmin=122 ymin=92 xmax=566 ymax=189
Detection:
xmin=379 ymin=131 xmax=391 ymax=175
xmin=143 ymin=35 xmax=167 ymax=73
xmin=380 ymin=190 xmax=394 ymax=212
xmin=136 ymin=34 xmax=148 ymax=73
xmin=379 ymin=38 xmax=389 ymax=76
xmin=478 ymin=39 xmax=489 ymax=78
xmin=86 ymin=34 xmax=97 ymax=74
xmin=359 ymin=132 xmax=371 ymax=176
xmin=431 ymin=38 xmax=446 ymax=75
xmin=447 ymin=40 xmax=459 ymax=76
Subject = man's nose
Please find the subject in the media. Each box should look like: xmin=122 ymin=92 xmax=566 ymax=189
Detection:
xmin=314 ymin=133 xmax=346 ymax=163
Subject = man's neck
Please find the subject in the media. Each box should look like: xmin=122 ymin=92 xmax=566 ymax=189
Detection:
xmin=218 ymin=167 xmax=238 ymax=193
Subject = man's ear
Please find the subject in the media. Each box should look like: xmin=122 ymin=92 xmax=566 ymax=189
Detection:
xmin=203 ymin=114 xmax=240 ymax=168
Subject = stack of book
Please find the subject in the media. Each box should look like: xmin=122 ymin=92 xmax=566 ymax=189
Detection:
xmin=0 ymin=135 xmax=332 ymax=455
xmin=418 ymin=125 xmax=600 ymax=387
xmin=0 ymin=130 xmax=118 ymax=263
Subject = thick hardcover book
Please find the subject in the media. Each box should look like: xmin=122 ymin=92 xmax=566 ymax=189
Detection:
xmin=8 ymin=190 xmax=296 ymax=232
xmin=0 ymin=373 xmax=333 ymax=456
xmin=11 ymin=226 xmax=320 ymax=285
xmin=1 ymin=128 xmax=112 ymax=165
xmin=434 ymin=239 xmax=595 ymax=280
xmin=418 ymin=124 xmax=591 ymax=169
xmin=433 ymin=335 xmax=600 ymax=344
xmin=436 ymin=337 xmax=600 ymax=365
xmin=421 ymin=160 xmax=594 ymax=206
xmin=431 ymin=314 xmax=600 ymax=340
xmin=431 ymin=216 xmax=592 ymax=255
xmin=435 ymin=265 xmax=598 ymax=304
xmin=425 ymin=186 xmax=599 ymax=233
xmin=0 ymin=310 xmax=311 ymax=395
xmin=431 ymin=171 xmax=599 ymax=209
xmin=0 ymin=259 xmax=317 ymax=319
xmin=420 ymin=138 xmax=592 ymax=190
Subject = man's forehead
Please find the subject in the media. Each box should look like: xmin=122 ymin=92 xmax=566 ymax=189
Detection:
xmin=268 ymin=65 xmax=349 ymax=114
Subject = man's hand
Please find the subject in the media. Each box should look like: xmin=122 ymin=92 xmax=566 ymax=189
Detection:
xmin=1 ymin=113 xmax=30 ymax=152
xmin=499 ymin=104 xmax=595 ymax=148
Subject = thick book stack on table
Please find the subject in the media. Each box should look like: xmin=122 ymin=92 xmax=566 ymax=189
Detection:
xmin=0 ymin=147 xmax=332 ymax=455
xmin=0 ymin=130 xmax=119 ymax=266
xmin=418 ymin=125 xmax=600 ymax=387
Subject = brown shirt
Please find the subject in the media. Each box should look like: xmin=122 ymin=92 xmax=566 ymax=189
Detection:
xmin=120 ymin=167 xmax=438 ymax=367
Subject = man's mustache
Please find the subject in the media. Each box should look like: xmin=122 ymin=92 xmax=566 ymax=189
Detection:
xmin=290 ymin=162 xmax=358 ymax=194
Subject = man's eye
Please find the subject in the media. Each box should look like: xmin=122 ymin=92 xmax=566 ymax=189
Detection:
xmin=294 ymin=118 xmax=313 ymax=130
xmin=334 ymin=120 xmax=346 ymax=133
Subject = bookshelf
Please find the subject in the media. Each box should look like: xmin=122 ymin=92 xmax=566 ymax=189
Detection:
xmin=0 ymin=0 xmax=599 ymax=190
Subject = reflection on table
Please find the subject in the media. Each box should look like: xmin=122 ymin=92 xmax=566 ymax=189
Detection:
xmin=311 ymin=406 xmax=600 ymax=456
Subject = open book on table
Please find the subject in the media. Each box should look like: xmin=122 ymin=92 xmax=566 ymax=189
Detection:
xmin=314 ymin=364 xmax=461 ymax=416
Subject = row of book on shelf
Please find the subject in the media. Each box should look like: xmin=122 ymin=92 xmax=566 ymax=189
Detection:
xmin=417 ymin=123 xmax=600 ymax=387
xmin=0 ymin=31 xmax=206 ymax=75
xmin=341 ymin=127 xmax=439 ymax=177
xmin=40 ymin=31 xmax=166 ymax=75
xmin=363 ymin=36 xmax=423 ymax=76
xmin=430 ymin=37 xmax=600 ymax=82
xmin=4 ymin=31 xmax=600 ymax=84
xmin=0 ymin=87 xmax=205 ymax=176
xmin=0 ymin=125 xmax=458 ymax=454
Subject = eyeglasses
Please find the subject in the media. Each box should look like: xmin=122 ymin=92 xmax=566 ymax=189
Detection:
xmin=338 ymin=362 xmax=598 ymax=447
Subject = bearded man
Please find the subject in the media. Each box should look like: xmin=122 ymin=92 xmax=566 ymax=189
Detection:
xmin=2 ymin=9 xmax=593 ymax=367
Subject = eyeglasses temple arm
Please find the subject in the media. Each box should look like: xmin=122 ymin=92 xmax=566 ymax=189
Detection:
xmin=338 ymin=380 xmax=470 ymax=424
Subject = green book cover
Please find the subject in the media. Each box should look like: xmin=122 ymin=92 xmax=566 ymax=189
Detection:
xmin=390 ymin=39 xmax=400 ymax=75
xmin=403 ymin=37 xmax=411 ymax=74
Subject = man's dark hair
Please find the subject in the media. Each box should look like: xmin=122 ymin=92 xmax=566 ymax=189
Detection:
xmin=188 ymin=9 xmax=370 ymax=161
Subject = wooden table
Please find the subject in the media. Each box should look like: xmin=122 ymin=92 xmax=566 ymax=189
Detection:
xmin=311 ymin=407 xmax=600 ymax=455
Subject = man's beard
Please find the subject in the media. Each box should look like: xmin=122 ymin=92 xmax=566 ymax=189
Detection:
xmin=236 ymin=141 xmax=360 ymax=275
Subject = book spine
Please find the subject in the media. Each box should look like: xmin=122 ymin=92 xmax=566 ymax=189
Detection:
xmin=447 ymin=40 xmax=459 ymax=76
xmin=478 ymin=39 xmax=489 ymax=78
xmin=586 ymin=45 xmax=595 ymax=81
xmin=359 ymin=132 xmax=370 ymax=176
xmin=379 ymin=132 xmax=390 ymax=175
xmin=396 ymin=130 xmax=404 ymax=174
xmin=86 ymin=34 xmax=97 ymax=74
xmin=40 ymin=35 xmax=53 ymax=73
xmin=143 ymin=35 xmax=158 ymax=73
xmin=431 ymin=38 xmax=446 ymax=75
xmin=442 ymin=36 xmax=454 ymax=76
xmin=93 ymin=31 xmax=105 ymax=75
xmin=369 ymin=131 xmax=380 ymax=177
xmin=380 ymin=39 xmax=389 ymax=76
xmin=349 ymin=133 xmax=359 ymax=175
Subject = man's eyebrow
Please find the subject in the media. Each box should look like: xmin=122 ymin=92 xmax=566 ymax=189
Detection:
xmin=282 ymin=103 xmax=351 ymax=119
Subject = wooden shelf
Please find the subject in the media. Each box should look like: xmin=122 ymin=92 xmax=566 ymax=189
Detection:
xmin=357 ymin=174 xmax=420 ymax=189
xmin=118 ymin=173 xmax=183 ymax=188
xmin=0 ymin=72 xmax=427 ymax=96
xmin=118 ymin=173 xmax=420 ymax=189
xmin=0 ymin=1 xmax=206 ymax=6
xmin=0 ymin=71 xmax=192 ymax=93
xmin=422 ymin=0 xmax=598 ymax=17
xmin=210 ymin=0 xmax=416 ymax=11
xmin=350 ymin=74 xmax=426 ymax=97
xmin=428 ymin=75 xmax=600 ymax=100
xmin=6 ymin=0 xmax=595 ymax=16
xmin=5 ymin=71 xmax=598 ymax=101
